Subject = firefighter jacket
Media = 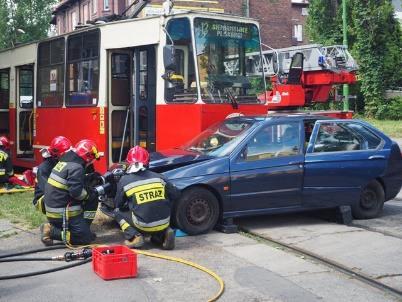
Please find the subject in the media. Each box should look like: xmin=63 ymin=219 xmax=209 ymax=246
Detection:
xmin=0 ymin=148 xmax=13 ymax=183
xmin=114 ymin=170 xmax=180 ymax=232
xmin=44 ymin=151 xmax=89 ymax=218
xmin=34 ymin=157 xmax=58 ymax=204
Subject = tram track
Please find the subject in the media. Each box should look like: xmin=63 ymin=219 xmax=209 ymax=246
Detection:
xmin=240 ymin=227 xmax=402 ymax=300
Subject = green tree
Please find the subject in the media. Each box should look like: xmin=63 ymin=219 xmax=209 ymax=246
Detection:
xmin=0 ymin=0 xmax=56 ymax=50
xmin=351 ymin=0 xmax=401 ymax=116
xmin=306 ymin=0 xmax=343 ymax=44
xmin=306 ymin=0 xmax=402 ymax=117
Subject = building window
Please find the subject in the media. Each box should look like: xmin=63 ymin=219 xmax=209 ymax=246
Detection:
xmin=301 ymin=8 xmax=309 ymax=16
xmin=83 ymin=3 xmax=89 ymax=24
xmin=103 ymin=0 xmax=109 ymax=10
xmin=293 ymin=24 xmax=303 ymax=42
xmin=92 ymin=0 xmax=97 ymax=13
xmin=37 ymin=38 xmax=65 ymax=107
xmin=71 ymin=11 xmax=77 ymax=31
xmin=66 ymin=30 xmax=100 ymax=106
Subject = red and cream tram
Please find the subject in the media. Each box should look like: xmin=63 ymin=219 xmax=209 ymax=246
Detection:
xmin=0 ymin=11 xmax=268 ymax=172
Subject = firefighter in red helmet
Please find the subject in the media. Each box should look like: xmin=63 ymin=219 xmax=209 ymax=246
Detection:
xmin=41 ymin=139 xmax=102 ymax=246
xmin=0 ymin=136 xmax=14 ymax=184
xmin=113 ymin=146 xmax=180 ymax=250
xmin=33 ymin=136 xmax=72 ymax=213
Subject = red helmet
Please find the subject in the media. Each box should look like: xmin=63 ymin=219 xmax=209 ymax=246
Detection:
xmin=48 ymin=136 xmax=72 ymax=158
xmin=0 ymin=136 xmax=10 ymax=150
xmin=126 ymin=146 xmax=150 ymax=166
xmin=74 ymin=139 xmax=101 ymax=163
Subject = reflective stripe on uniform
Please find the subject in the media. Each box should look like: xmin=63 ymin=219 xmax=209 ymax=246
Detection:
xmin=76 ymin=188 xmax=88 ymax=201
xmin=123 ymin=178 xmax=165 ymax=194
xmin=48 ymin=178 xmax=68 ymax=190
xmin=83 ymin=211 xmax=96 ymax=220
xmin=125 ymin=183 xmax=165 ymax=202
xmin=118 ymin=219 xmax=131 ymax=231
xmin=45 ymin=205 xmax=82 ymax=219
xmin=131 ymin=214 xmax=170 ymax=232
xmin=0 ymin=169 xmax=5 ymax=176
xmin=49 ymin=173 xmax=68 ymax=185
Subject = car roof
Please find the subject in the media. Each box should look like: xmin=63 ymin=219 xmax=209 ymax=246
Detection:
xmin=229 ymin=113 xmax=333 ymax=123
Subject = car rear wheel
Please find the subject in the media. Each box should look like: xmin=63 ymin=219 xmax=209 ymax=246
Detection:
xmin=175 ymin=187 xmax=219 ymax=235
xmin=352 ymin=180 xmax=384 ymax=219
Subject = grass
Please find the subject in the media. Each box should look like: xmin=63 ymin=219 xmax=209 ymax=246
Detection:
xmin=0 ymin=192 xmax=46 ymax=229
xmin=359 ymin=118 xmax=402 ymax=138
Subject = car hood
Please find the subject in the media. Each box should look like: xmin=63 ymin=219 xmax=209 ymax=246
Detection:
xmin=149 ymin=148 xmax=214 ymax=173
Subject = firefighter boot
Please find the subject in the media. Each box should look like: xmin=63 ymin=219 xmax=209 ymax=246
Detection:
xmin=124 ymin=234 xmax=145 ymax=249
xmin=162 ymin=227 xmax=175 ymax=250
xmin=40 ymin=223 xmax=53 ymax=246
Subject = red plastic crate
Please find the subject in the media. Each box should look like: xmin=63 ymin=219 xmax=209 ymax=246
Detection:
xmin=92 ymin=245 xmax=137 ymax=280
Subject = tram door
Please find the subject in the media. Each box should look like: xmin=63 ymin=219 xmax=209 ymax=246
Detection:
xmin=16 ymin=65 xmax=34 ymax=158
xmin=0 ymin=69 xmax=9 ymax=137
xmin=108 ymin=45 xmax=156 ymax=164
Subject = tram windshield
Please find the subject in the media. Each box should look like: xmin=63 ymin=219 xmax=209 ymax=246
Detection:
xmin=194 ymin=18 xmax=265 ymax=104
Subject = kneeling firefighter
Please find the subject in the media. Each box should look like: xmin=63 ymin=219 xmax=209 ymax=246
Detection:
xmin=114 ymin=146 xmax=180 ymax=250
xmin=41 ymin=139 xmax=101 ymax=246
xmin=33 ymin=136 xmax=72 ymax=213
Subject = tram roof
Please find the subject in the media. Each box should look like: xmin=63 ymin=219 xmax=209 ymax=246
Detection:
xmin=0 ymin=11 xmax=259 ymax=54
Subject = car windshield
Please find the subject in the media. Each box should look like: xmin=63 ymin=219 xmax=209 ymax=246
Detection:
xmin=182 ymin=118 xmax=256 ymax=156
xmin=194 ymin=18 xmax=266 ymax=104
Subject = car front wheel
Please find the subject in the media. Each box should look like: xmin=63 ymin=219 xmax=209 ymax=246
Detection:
xmin=352 ymin=180 xmax=385 ymax=219
xmin=174 ymin=187 xmax=220 ymax=235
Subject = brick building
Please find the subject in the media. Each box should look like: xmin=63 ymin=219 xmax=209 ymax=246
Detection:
xmin=51 ymin=0 xmax=309 ymax=48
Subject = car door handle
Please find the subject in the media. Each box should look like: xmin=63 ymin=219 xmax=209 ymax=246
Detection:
xmin=368 ymin=155 xmax=385 ymax=160
xmin=289 ymin=161 xmax=303 ymax=165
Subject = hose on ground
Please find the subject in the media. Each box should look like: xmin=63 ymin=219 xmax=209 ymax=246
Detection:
xmin=0 ymin=258 xmax=91 ymax=280
xmin=0 ymin=245 xmax=225 ymax=301
xmin=0 ymin=257 xmax=56 ymax=262
xmin=0 ymin=244 xmax=65 ymax=259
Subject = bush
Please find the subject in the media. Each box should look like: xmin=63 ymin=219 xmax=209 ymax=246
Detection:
xmin=374 ymin=97 xmax=402 ymax=120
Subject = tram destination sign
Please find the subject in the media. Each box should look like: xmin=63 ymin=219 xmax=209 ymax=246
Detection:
xmin=197 ymin=19 xmax=252 ymax=40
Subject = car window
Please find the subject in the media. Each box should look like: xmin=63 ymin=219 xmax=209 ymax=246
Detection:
xmin=313 ymin=122 xmax=381 ymax=153
xmin=244 ymin=122 xmax=300 ymax=161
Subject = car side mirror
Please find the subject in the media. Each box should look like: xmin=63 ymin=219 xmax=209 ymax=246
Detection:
xmin=163 ymin=45 xmax=176 ymax=71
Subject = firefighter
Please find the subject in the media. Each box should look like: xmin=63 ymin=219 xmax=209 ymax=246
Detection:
xmin=0 ymin=136 xmax=13 ymax=184
xmin=33 ymin=136 xmax=72 ymax=214
xmin=114 ymin=146 xmax=179 ymax=250
xmin=40 ymin=139 xmax=101 ymax=246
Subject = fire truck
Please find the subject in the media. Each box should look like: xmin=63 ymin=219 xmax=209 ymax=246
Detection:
xmin=257 ymin=44 xmax=358 ymax=114
xmin=0 ymin=7 xmax=357 ymax=172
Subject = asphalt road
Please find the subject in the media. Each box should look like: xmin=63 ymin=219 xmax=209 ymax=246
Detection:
xmin=1 ymin=192 xmax=402 ymax=302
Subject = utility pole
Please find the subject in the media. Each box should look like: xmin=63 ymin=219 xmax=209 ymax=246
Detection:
xmin=342 ymin=0 xmax=349 ymax=111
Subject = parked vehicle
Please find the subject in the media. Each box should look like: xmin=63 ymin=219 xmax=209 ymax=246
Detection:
xmin=151 ymin=114 xmax=402 ymax=235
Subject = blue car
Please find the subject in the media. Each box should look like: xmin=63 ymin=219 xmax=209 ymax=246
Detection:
xmin=150 ymin=115 xmax=402 ymax=235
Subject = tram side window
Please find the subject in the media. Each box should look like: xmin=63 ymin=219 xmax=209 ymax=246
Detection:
xmin=67 ymin=30 xmax=99 ymax=106
xmin=0 ymin=70 xmax=9 ymax=109
xmin=165 ymin=18 xmax=197 ymax=103
xmin=37 ymin=38 xmax=65 ymax=107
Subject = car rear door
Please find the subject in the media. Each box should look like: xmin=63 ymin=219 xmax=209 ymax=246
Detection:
xmin=228 ymin=121 xmax=304 ymax=214
xmin=303 ymin=120 xmax=388 ymax=208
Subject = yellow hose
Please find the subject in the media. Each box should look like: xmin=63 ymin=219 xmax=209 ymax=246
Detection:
xmin=66 ymin=243 xmax=225 ymax=301
xmin=134 ymin=249 xmax=225 ymax=302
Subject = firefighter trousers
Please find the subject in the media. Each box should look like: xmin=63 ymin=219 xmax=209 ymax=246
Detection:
xmin=48 ymin=214 xmax=95 ymax=246
xmin=114 ymin=209 xmax=168 ymax=241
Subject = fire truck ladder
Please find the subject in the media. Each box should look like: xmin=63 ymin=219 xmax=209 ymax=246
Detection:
xmin=261 ymin=44 xmax=358 ymax=77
